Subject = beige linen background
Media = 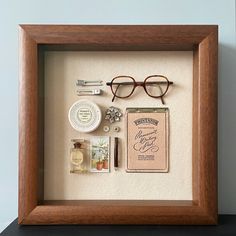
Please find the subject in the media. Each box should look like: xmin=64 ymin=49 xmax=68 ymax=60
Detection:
xmin=44 ymin=51 xmax=193 ymax=200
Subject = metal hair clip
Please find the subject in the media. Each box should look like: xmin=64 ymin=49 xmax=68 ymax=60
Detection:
xmin=77 ymin=89 xmax=102 ymax=96
xmin=76 ymin=80 xmax=103 ymax=86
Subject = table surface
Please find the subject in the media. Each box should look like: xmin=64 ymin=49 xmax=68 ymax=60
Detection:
xmin=1 ymin=215 xmax=236 ymax=236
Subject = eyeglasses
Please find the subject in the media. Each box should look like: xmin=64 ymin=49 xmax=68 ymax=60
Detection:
xmin=106 ymin=75 xmax=173 ymax=104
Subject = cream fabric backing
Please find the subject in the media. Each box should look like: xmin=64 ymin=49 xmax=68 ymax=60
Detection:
xmin=44 ymin=51 xmax=193 ymax=200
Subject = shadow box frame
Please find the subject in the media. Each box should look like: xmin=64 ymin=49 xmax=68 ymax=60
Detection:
xmin=19 ymin=25 xmax=218 ymax=225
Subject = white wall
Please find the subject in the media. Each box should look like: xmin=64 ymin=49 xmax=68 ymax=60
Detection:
xmin=0 ymin=0 xmax=235 ymax=232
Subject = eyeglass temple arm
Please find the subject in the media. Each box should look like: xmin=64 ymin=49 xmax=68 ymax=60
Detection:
xmin=111 ymin=84 xmax=121 ymax=102
xmin=157 ymin=85 xmax=165 ymax=105
xmin=106 ymin=81 xmax=173 ymax=86
xmin=160 ymin=95 xmax=165 ymax=105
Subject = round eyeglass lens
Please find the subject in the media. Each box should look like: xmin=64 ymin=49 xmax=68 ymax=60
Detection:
xmin=111 ymin=76 xmax=135 ymax=98
xmin=145 ymin=76 xmax=168 ymax=97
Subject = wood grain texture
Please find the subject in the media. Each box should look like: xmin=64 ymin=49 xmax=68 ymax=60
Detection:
xmin=18 ymin=26 xmax=38 ymax=224
xmin=197 ymin=31 xmax=218 ymax=223
xmin=192 ymin=49 xmax=200 ymax=203
xmin=37 ymin=47 xmax=45 ymax=204
xmin=23 ymin=205 xmax=212 ymax=225
xmin=20 ymin=25 xmax=216 ymax=51
xmin=19 ymin=25 xmax=218 ymax=225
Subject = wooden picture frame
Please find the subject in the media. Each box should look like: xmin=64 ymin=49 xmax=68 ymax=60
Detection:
xmin=19 ymin=25 xmax=218 ymax=225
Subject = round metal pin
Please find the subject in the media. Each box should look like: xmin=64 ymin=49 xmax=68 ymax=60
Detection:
xmin=103 ymin=125 xmax=110 ymax=132
xmin=113 ymin=126 xmax=120 ymax=132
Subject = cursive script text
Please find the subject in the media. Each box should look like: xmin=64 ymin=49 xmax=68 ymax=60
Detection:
xmin=133 ymin=129 xmax=159 ymax=153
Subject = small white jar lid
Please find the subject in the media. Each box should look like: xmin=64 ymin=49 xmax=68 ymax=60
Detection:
xmin=68 ymin=99 xmax=102 ymax=133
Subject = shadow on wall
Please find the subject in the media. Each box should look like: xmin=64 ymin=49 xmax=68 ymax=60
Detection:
xmin=218 ymin=43 xmax=236 ymax=213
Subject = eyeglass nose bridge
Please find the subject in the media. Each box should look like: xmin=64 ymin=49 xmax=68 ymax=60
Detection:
xmin=134 ymin=81 xmax=145 ymax=87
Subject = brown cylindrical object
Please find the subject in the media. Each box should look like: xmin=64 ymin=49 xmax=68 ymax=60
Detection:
xmin=114 ymin=137 xmax=119 ymax=170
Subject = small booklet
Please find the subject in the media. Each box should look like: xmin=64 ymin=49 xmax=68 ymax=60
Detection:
xmin=126 ymin=108 xmax=169 ymax=173
xmin=90 ymin=136 xmax=110 ymax=173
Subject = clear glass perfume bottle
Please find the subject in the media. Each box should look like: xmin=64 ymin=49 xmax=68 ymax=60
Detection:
xmin=70 ymin=140 xmax=87 ymax=173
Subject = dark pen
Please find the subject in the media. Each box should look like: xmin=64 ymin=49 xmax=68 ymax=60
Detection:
xmin=114 ymin=137 xmax=119 ymax=170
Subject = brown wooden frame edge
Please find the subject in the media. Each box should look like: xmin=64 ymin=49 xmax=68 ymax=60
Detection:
xmin=19 ymin=25 xmax=218 ymax=225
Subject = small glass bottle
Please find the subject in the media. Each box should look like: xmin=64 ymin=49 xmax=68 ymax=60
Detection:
xmin=70 ymin=140 xmax=86 ymax=173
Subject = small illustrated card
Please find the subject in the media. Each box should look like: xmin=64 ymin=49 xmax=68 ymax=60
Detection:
xmin=90 ymin=136 xmax=110 ymax=173
xmin=126 ymin=108 xmax=169 ymax=173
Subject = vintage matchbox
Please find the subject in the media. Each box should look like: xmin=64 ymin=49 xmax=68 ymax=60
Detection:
xmin=126 ymin=108 xmax=169 ymax=173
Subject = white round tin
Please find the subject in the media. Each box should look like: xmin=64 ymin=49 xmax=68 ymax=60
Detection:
xmin=68 ymin=99 xmax=102 ymax=133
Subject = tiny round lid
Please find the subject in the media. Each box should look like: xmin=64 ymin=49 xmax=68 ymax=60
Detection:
xmin=68 ymin=99 xmax=102 ymax=133
xmin=73 ymin=142 xmax=82 ymax=149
